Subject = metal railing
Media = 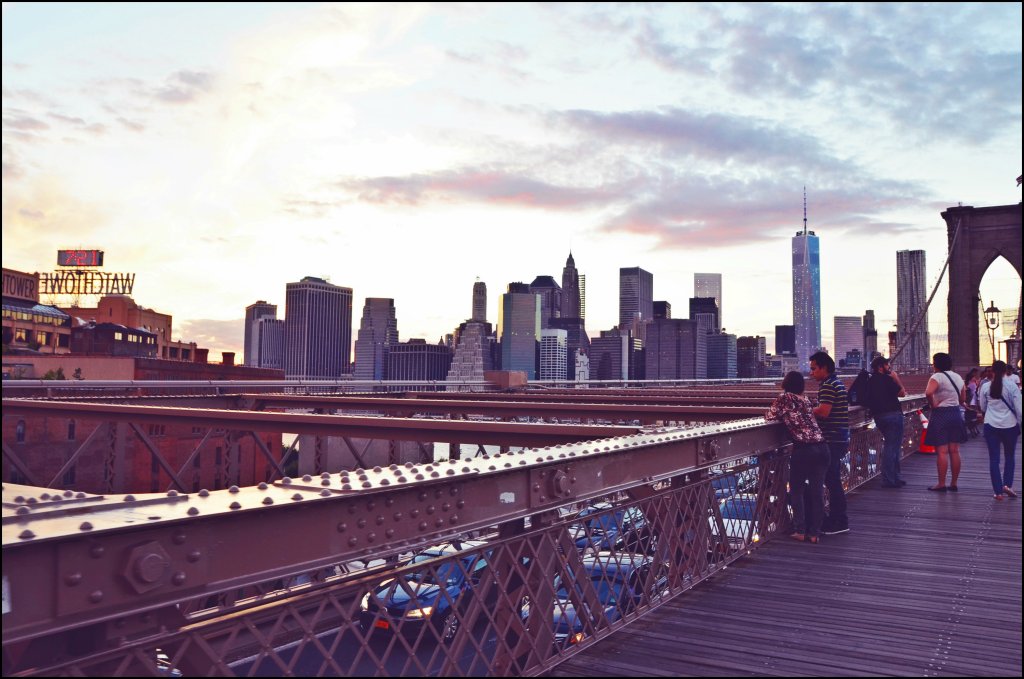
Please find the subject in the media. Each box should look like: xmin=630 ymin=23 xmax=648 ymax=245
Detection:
xmin=2 ymin=389 xmax=927 ymax=676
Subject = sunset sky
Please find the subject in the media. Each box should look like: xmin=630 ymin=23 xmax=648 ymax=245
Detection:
xmin=3 ymin=3 xmax=1021 ymax=360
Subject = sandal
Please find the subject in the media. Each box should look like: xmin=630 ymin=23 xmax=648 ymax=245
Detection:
xmin=948 ymin=485 xmax=958 ymax=492
xmin=790 ymin=533 xmax=806 ymax=542
xmin=994 ymin=494 xmax=1005 ymax=500
xmin=928 ymin=485 xmax=947 ymax=492
xmin=1004 ymin=486 xmax=1018 ymax=498
xmin=807 ymin=536 xmax=820 ymax=544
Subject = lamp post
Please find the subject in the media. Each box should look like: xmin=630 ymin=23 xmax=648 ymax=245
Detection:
xmin=984 ymin=300 xmax=1001 ymax=362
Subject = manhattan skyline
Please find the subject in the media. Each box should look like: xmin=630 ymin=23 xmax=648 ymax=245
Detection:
xmin=2 ymin=3 xmax=1021 ymax=359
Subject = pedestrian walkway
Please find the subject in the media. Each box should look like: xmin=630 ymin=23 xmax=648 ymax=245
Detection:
xmin=550 ymin=435 xmax=1022 ymax=677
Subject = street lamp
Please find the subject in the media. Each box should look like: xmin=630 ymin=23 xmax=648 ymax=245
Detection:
xmin=984 ymin=300 xmax=1001 ymax=361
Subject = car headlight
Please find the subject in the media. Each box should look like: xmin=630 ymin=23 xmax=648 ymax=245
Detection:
xmin=405 ymin=605 xmax=434 ymax=619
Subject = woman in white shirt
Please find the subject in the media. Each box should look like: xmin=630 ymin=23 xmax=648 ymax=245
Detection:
xmin=924 ymin=352 xmax=967 ymax=492
xmin=978 ymin=360 xmax=1024 ymax=500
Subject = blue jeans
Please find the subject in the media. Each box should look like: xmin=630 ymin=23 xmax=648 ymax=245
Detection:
xmin=875 ymin=412 xmax=905 ymax=486
xmin=984 ymin=424 xmax=1020 ymax=494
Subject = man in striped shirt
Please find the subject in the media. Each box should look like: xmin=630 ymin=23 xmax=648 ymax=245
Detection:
xmin=810 ymin=351 xmax=850 ymax=535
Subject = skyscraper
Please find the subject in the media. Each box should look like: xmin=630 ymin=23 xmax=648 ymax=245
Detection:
xmin=499 ymin=283 xmax=541 ymax=379
xmin=707 ymin=332 xmax=737 ymax=379
xmin=254 ymin=317 xmax=284 ymax=370
xmin=619 ymin=267 xmax=653 ymax=340
xmin=284 ymin=277 xmax=352 ymax=379
xmin=244 ymin=301 xmax=276 ymax=367
xmin=689 ymin=297 xmax=719 ymax=336
xmin=529 ymin=275 xmax=562 ymax=328
xmin=896 ymin=250 xmax=930 ymax=371
xmin=354 ymin=298 xmax=399 ymax=380
xmin=694 ymin=273 xmax=723 ymax=330
xmin=792 ymin=189 xmax=821 ymax=370
xmin=561 ymin=253 xmax=582 ymax=319
xmin=737 ymin=336 xmax=767 ymax=378
xmin=645 ymin=318 xmax=706 ymax=379
xmin=387 ymin=339 xmax=452 ymax=382
xmin=775 ymin=324 xmax=796 ymax=356
xmin=472 ymin=280 xmax=487 ymax=322
xmin=833 ymin=316 xmax=863 ymax=369
xmin=653 ymin=301 xmax=671 ymax=319
xmin=539 ymin=328 xmax=568 ymax=380
xmin=863 ymin=310 xmax=878 ymax=361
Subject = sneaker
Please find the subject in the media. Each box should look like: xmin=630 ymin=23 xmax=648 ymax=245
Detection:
xmin=822 ymin=524 xmax=849 ymax=535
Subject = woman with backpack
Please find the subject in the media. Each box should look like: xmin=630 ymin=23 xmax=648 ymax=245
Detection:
xmin=978 ymin=360 xmax=1023 ymax=500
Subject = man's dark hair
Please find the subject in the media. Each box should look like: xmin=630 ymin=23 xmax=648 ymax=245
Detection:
xmin=870 ymin=356 xmax=889 ymax=371
xmin=932 ymin=352 xmax=953 ymax=371
xmin=809 ymin=351 xmax=835 ymax=374
xmin=782 ymin=371 xmax=805 ymax=395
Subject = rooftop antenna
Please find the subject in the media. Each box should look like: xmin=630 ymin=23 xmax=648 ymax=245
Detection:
xmin=803 ymin=186 xmax=808 ymax=235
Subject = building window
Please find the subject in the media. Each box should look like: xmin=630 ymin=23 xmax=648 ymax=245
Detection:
xmin=16 ymin=420 xmax=26 ymax=443
xmin=68 ymin=420 xmax=76 ymax=441
xmin=35 ymin=331 xmax=47 ymax=346
xmin=14 ymin=328 xmax=28 ymax=343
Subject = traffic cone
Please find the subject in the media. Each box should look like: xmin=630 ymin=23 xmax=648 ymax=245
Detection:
xmin=918 ymin=409 xmax=936 ymax=454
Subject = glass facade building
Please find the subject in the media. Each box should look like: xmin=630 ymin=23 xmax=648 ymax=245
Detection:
xmin=499 ymin=287 xmax=541 ymax=379
xmin=792 ymin=228 xmax=821 ymax=370
xmin=284 ymin=277 xmax=353 ymax=379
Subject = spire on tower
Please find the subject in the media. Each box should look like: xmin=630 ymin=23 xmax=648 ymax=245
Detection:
xmin=803 ymin=186 xmax=808 ymax=235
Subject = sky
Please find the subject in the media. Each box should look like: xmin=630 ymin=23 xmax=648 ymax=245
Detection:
xmin=3 ymin=2 xmax=1022 ymax=361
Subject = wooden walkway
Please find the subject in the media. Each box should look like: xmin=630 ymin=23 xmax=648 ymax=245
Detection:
xmin=550 ymin=435 xmax=1022 ymax=677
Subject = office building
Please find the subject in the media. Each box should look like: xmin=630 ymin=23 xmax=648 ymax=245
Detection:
xmin=833 ymin=316 xmax=863 ymax=369
xmin=499 ymin=283 xmax=541 ymax=379
xmin=645 ymin=318 xmax=706 ymax=380
xmin=689 ymin=297 xmax=719 ymax=336
xmin=694 ymin=273 xmax=723 ymax=330
xmin=284 ymin=276 xmax=352 ymax=379
xmin=707 ymin=332 xmax=737 ymax=379
xmin=354 ymin=298 xmax=398 ymax=380
xmin=254 ymin=317 xmax=284 ymax=370
xmin=529 ymin=276 xmax=562 ymax=329
xmin=548 ymin=317 xmax=590 ymax=380
xmin=561 ymin=252 xmax=583 ymax=319
xmin=574 ymin=348 xmax=590 ymax=382
xmin=590 ymin=329 xmax=644 ymax=381
xmin=387 ymin=339 xmax=452 ymax=382
xmin=539 ymin=329 xmax=568 ymax=380
xmin=775 ymin=324 xmax=796 ymax=356
xmin=244 ymin=301 xmax=277 ymax=366
xmin=737 ymin=336 xmax=767 ymax=378
xmin=472 ymin=280 xmax=487 ymax=322
xmin=863 ymin=310 xmax=878 ymax=361
xmin=446 ymin=320 xmax=495 ymax=390
xmin=895 ymin=250 xmax=930 ymax=371
xmin=653 ymin=301 xmax=671 ymax=320
xmin=792 ymin=191 xmax=822 ymax=370
xmin=619 ymin=267 xmax=653 ymax=340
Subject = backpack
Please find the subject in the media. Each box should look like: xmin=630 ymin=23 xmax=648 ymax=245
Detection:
xmin=848 ymin=370 xmax=872 ymax=408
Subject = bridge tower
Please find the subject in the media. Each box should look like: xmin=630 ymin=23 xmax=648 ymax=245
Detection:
xmin=942 ymin=204 xmax=1022 ymax=370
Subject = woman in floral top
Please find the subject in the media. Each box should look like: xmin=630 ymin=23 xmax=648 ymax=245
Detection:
xmin=765 ymin=371 xmax=829 ymax=543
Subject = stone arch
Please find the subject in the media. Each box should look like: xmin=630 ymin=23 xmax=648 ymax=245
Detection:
xmin=942 ymin=204 xmax=1022 ymax=369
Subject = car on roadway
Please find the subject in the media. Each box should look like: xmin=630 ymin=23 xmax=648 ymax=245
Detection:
xmin=359 ymin=540 xmax=491 ymax=644
xmin=525 ymin=551 xmax=668 ymax=647
xmin=569 ymin=503 xmax=655 ymax=555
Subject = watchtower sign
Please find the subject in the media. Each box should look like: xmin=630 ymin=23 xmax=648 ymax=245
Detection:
xmin=39 ymin=249 xmax=135 ymax=302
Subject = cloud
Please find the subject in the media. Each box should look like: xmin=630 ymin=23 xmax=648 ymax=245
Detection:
xmin=336 ymin=167 xmax=639 ymax=210
xmin=153 ymin=70 xmax=214 ymax=104
xmin=625 ymin=4 xmax=1022 ymax=144
xmin=2 ymin=110 xmax=49 ymax=131
xmin=117 ymin=116 xmax=145 ymax=132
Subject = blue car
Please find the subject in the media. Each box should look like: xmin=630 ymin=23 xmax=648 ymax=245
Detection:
xmin=530 ymin=552 xmax=667 ymax=646
xmin=359 ymin=541 xmax=489 ymax=644
xmin=569 ymin=503 xmax=654 ymax=554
